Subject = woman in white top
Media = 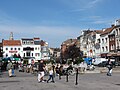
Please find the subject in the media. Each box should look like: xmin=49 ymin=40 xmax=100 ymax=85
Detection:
xmin=47 ymin=67 xmax=55 ymax=83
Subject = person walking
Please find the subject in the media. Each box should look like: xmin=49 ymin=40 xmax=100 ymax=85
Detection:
xmin=55 ymin=64 xmax=60 ymax=76
xmin=7 ymin=60 xmax=14 ymax=77
xmin=106 ymin=60 xmax=113 ymax=76
xmin=38 ymin=60 xmax=45 ymax=82
xmin=47 ymin=67 xmax=55 ymax=83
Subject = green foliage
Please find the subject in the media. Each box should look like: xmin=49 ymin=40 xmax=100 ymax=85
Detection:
xmin=44 ymin=59 xmax=55 ymax=64
xmin=74 ymin=57 xmax=84 ymax=65
xmin=67 ymin=60 xmax=72 ymax=65
xmin=61 ymin=43 xmax=83 ymax=64
xmin=23 ymin=59 xmax=28 ymax=64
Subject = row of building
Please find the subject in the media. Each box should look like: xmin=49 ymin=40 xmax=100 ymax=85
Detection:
xmin=61 ymin=19 xmax=120 ymax=62
xmin=1 ymin=19 xmax=120 ymax=64
xmin=0 ymin=32 xmax=51 ymax=63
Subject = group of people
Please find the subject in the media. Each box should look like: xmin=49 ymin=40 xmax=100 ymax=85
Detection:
xmin=37 ymin=60 xmax=55 ymax=83
xmin=37 ymin=60 xmax=70 ymax=83
xmin=4 ymin=58 xmax=114 ymax=83
xmin=37 ymin=59 xmax=115 ymax=83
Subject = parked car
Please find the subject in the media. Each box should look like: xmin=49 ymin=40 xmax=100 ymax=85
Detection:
xmin=98 ymin=61 xmax=108 ymax=67
xmin=98 ymin=60 xmax=118 ymax=67
xmin=115 ymin=61 xmax=120 ymax=66
xmin=93 ymin=58 xmax=108 ymax=65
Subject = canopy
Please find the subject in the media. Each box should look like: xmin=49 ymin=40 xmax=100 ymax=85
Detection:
xmin=84 ymin=57 xmax=92 ymax=65
xmin=2 ymin=57 xmax=20 ymax=61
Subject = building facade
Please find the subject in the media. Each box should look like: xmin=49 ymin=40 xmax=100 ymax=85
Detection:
xmin=2 ymin=37 xmax=50 ymax=63
xmin=2 ymin=40 xmax=22 ymax=58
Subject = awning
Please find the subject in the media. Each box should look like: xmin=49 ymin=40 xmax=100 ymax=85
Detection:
xmin=101 ymin=53 xmax=108 ymax=57
xmin=107 ymin=53 xmax=117 ymax=57
xmin=13 ymin=58 xmax=21 ymax=61
xmin=2 ymin=57 xmax=21 ymax=61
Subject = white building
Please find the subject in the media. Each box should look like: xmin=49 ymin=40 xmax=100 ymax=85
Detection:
xmin=40 ymin=41 xmax=50 ymax=60
xmin=21 ymin=38 xmax=41 ymax=61
xmin=100 ymin=26 xmax=115 ymax=58
xmin=2 ymin=40 xmax=22 ymax=58
xmin=94 ymin=30 xmax=103 ymax=58
xmin=2 ymin=37 xmax=43 ymax=63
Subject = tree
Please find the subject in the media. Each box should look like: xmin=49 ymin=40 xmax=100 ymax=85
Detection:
xmin=65 ymin=44 xmax=83 ymax=64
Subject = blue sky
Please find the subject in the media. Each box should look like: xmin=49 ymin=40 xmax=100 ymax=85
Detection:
xmin=0 ymin=0 xmax=120 ymax=47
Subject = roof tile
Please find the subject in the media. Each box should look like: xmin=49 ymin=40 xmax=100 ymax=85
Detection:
xmin=3 ymin=40 xmax=21 ymax=46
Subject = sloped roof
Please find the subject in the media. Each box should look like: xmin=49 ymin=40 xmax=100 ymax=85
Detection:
xmin=62 ymin=39 xmax=77 ymax=45
xmin=3 ymin=40 xmax=21 ymax=46
xmin=40 ymin=40 xmax=46 ymax=46
xmin=94 ymin=30 xmax=103 ymax=34
xmin=100 ymin=26 xmax=115 ymax=36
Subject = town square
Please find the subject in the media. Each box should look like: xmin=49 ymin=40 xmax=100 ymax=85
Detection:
xmin=1 ymin=0 xmax=120 ymax=90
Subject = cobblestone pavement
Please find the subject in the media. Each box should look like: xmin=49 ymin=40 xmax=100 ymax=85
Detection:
xmin=0 ymin=69 xmax=120 ymax=90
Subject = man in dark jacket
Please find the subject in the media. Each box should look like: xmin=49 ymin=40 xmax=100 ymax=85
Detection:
xmin=38 ymin=60 xmax=45 ymax=82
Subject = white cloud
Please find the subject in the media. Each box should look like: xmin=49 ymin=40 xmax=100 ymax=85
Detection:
xmin=88 ymin=0 xmax=102 ymax=6
xmin=0 ymin=24 xmax=80 ymax=47
xmin=0 ymin=10 xmax=81 ymax=47
xmin=67 ymin=0 xmax=103 ymax=12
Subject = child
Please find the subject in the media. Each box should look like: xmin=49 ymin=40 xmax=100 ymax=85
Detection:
xmin=47 ymin=67 xmax=55 ymax=83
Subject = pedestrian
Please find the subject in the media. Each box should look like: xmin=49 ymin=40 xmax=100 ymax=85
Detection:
xmin=47 ymin=67 xmax=55 ymax=83
xmin=55 ymin=64 xmax=60 ymax=76
xmin=38 ymin=60 xmax=45 ymax=82
xmin=58 ymin=64 xmax=63 ymax=79
xmin=7 ymin=60 xmax=14 ymax=77
xmin=106 ymin=60 xmax=113 ymax=76
xmin=52 ymin=64 xmax=55 ymax=77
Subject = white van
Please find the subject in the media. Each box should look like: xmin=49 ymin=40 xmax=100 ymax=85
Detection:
xmin=93 ymin=58 xmax=108 ymax=65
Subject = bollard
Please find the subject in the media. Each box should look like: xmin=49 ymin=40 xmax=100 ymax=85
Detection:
xmin=66 ymin=72 xmax=68 ymax=82
xmin=75 ymin=68 xmax=78 ymax=85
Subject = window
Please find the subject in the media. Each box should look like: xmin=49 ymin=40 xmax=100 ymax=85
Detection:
xmin=119 ymin=28 xmax=120 ymax=35
xmin=14 ymin=48 xmax=17 ymax=50
xmin=113 ymin=45 xmax=115 ymax=50
xmin=18 ymin=48 xmax=20 ymax=50
xmin=116 ymin=29 xmax=118 ymax=35
xmin=38 ymin=47 xmax=40 ymax=50
xmin=26 ymin=52 xmax=30 ymax=57
xmin=31 ymin=41 xmax=33 ymax=44
xmin=111 ymin=44 xmax=115 ymax=50
xmin=11 ymin=48 xmax=13 ymax=50
xmin=35 ymin=47 xmax=37 ymax=50
xmin=106 ymin=46 xmax=108 ymax=51
xmin=27 ymin=41 xmax=29 ymax=44
xmin=35 ymin=53 xmax=40 ymax=56
xmin=23 ymin=41 xmax=26 ymax=44
xmin=97 ymin=39 xmax=100 ymax=43
xmin=6 ymin=48 xmax=8 ymax=50
xmin=32 ymin=53 xmax=33 ymax=56
xmin=6 ymin=54 xmax=8 ymax=57
xmin=105 ymin=38 xmax=107 ymax=43
xmin=24 ymin=53 xmax=25 ymax=57
xmin=102 ymin=47 xmax=104 ymax=52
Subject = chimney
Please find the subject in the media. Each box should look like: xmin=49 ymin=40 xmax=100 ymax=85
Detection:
xmin=111 ymin=24 xmax=115 ymax=27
